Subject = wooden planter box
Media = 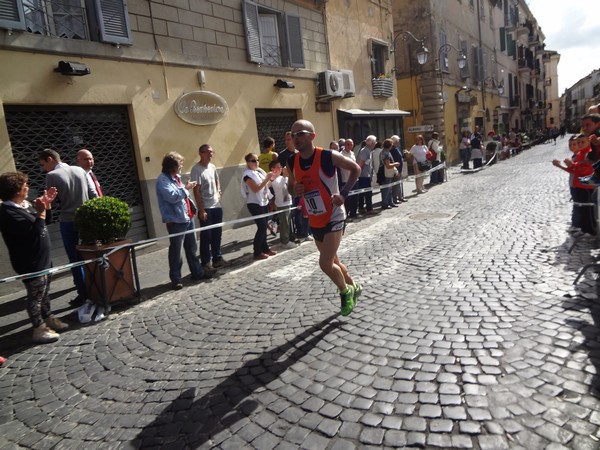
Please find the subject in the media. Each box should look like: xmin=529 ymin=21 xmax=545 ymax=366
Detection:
xmin=77 ymin=239 xmax=140 ymax=307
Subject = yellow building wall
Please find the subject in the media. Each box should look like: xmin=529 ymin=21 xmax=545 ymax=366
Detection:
xmin=325 ymin=0 xmax=400 ymax=120
xmin=0 ymin=50 xmax=335 ymax=237
xmin=396 ymin=77 xmax=422 ymax=148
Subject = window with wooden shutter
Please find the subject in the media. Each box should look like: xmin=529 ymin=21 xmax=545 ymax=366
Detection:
xmin=242 ymin=0 xmax=304 ymax=68
xmin=471 ymin=46 xmax=481 ymax=83
xmin=459 ymin=40 xmax=469 ymax=79
xmin=439 ymin=31 xmax=448 ymax=72
xmin=243 ymin=1 xmax=265 ymax=64
xmin=90 ymin=0 xmax=131 ymax=45
xmin=285 ymin=14 xmax=304 ymax=68
xmin=0 ymin=0 xmax=26 ymax=30
xmin=0 ymin=0 xmax=131 ymax=45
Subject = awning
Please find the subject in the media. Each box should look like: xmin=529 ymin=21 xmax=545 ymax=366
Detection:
xmin=338 ymin=108 xmax=411 ymax=117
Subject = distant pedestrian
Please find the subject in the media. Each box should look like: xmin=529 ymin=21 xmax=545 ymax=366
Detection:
xmin=390 ymin=135 xmax=406 ymax=203
xmin=0 ymin=171 xmax=68 ymax=343
xmin=471 ymin=133 xmax=483 ymax=169
xmin=410 ymin=134 xmax=429 ymax=194
xmin=357 ymin=135 xmax=377 ymax=215
xmin=459 ymin=131 xmax=471 ymax=169
xmin=427 ymin=132 xmax=442 ymax=184
xmin=379 ymin=138 xmax=399 ymax=209
xmin=340 ymin=138 xmax=359 ymax=218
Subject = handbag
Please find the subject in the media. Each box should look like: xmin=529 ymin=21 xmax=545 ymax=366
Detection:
xmin=376 ymin=164 xmax=385 ymax=185
xmin=384 ymin=165 xmax=398 ymax=178
xmin=417 ymin=161 xmax=431 ymax=172
xmin=426 ymin=149 xmax=435 ymax=162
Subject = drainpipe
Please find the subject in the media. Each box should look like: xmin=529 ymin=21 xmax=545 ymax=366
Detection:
xmin=476 ymin=0 xmax=486 ymax=133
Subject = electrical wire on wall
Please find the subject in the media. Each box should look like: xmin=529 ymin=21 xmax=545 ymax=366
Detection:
xmin=148 ymin=0 xmax=170 ymax=99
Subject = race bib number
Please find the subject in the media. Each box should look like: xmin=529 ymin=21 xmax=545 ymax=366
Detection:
xmin=304 ymin=190 xmax=326 ymax=216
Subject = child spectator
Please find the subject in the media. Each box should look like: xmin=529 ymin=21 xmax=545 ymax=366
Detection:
xmin=552 ymin=136 xmax=581 ymax=232
xmin=563 ymin=134 xmax=595 ymax=236
xmin=269 ymin=160 xmax=297 ymax=249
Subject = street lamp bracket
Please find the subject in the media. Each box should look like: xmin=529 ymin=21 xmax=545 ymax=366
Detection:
xmin=436 ymin=43 xmax=467 ymax=71
xmin=392 ymin=31 xmax=429 ymax=65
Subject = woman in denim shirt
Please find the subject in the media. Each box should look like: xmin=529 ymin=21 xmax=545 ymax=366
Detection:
xmin=156 ymin=152 xmax=211 ymax=290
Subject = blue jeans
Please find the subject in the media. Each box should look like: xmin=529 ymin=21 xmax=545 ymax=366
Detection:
xmin=247 ymin=203 xmax=270 ymax=256
xmin=358 ymin=177 xmax=373 ymax=211
xmin=60 ymin=221 xmax=86 ymax=298
xmin=166 ymin=221 xmax=204 ymax=283
xmin=381 ymin=179 xmax=393 ymax=207
xmin=198 ymin=207 xmax=223 ymax=265
xmin=460 ymin=148 xmax=471 ymax=169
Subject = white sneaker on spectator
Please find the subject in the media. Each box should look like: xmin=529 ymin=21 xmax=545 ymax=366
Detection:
xmin=282 ymin=242 xmax=298 ymax=249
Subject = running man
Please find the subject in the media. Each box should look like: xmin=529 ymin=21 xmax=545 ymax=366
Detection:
xmin=286 ymin=119 xmax=361 ymax=315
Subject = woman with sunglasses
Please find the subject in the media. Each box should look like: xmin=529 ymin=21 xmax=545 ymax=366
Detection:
xmin=241 ymin=153 xmax=277 ymax=260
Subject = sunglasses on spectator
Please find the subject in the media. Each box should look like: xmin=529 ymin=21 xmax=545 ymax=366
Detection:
xmin=291 ymin=130 xmax=312 ymax=138
xmin=248 ymin=159 xmax=258 ymax=163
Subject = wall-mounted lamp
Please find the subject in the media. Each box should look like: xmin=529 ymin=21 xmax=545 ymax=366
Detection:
xmin=437 ymin=44 xmax=467 ymax=71
xmin=198 ymin=70 xmax=206 ymax=87
xmin=274 ymin=79 xmax=295 ymax=89
xmin=392 ymin=30 xmax=429 ymax=65
xmin=484 ymin=77 xmax=504 ymax=95
xmin=55 ymin=61 xmax=90 ymax=76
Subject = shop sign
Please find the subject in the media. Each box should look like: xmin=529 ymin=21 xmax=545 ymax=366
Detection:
xmin=174 ymin=91 xmax=228 ymax=125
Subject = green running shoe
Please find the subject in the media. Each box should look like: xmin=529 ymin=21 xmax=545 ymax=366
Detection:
xmin=353 ymin=282 xmax=362 ymax=306
xmin=340 ymin=285 xmax=355 ymax=316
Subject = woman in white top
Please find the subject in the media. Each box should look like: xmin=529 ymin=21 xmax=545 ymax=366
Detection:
xmin=241 ymin=153 xmax=276 ymax=260
xmin=410 ymin=134 xmax=429 ymax=194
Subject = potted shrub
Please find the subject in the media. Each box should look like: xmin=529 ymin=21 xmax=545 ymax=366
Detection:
xmin=75 ymin=196 xmax=138 ymax=306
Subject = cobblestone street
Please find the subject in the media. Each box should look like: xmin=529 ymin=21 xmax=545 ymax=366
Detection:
xmin=1 ymin=140 xmax=599 ymax=449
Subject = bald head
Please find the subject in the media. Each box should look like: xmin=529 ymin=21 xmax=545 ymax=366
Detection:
xmin=291 ymin=120 xmax=316 ymax=154
xmin=292 ymin=119 xmax=315 ymax=133
xmin=77 ymin=149 xmax=94 ymax=171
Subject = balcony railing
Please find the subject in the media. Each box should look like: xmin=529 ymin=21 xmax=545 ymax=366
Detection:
xmin=372 ymin=78 xmax=394 ymax=98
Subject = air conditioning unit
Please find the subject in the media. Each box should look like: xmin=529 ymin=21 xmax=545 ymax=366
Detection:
xmin=338 ymin=69 xmax=356 ymax=97
xmin=317 ymin=71 xmax=344 ymax=99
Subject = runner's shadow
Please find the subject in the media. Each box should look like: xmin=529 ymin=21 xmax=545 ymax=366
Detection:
xmin=134 ymin=314 xmax=341 ymax=448
xmin=562 ymin=281 xmax=600 ymax=399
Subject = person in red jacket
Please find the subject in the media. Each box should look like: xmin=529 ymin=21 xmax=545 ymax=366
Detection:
xmin=565 ymin=134 xmax=595 ymax=236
